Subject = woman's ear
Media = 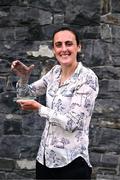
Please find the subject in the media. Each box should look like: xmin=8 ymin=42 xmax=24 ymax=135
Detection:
xmin=77 ymin=44 xmax=81 ymax=53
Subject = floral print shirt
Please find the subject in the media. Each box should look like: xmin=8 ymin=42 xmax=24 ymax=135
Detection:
xmin=17 ymin=62 xmax=99 ymax=168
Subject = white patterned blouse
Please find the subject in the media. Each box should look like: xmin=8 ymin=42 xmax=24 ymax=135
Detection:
xmin=17 ymin=62 xmax=99 ymax=168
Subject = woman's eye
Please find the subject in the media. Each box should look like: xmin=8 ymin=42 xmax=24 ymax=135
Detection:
xmin=65 ymin=41 xmax=73 ymax=46
xmin=55 ymin=42 xmax=62 ymax=48
xmin=54 ymin=41 xmax=73 ymax=48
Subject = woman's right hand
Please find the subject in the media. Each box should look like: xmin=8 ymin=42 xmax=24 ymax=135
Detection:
xmin=11 ymin=60 xmax=35 ymax=79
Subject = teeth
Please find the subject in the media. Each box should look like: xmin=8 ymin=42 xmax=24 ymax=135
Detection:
xmin=61 ymin=54 xmax=69 ymax=56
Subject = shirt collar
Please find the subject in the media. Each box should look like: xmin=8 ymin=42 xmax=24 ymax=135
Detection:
xmin=56 ymin=62 xmax=83 ymax=86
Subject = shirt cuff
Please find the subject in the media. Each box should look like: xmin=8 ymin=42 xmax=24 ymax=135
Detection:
xmin=38 ymin=105 xmax=51 ymax=119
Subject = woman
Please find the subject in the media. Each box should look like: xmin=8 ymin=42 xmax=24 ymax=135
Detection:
xmin=11 ymin=27 xmax=99 ymax=179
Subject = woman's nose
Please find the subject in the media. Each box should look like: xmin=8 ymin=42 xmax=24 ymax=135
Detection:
xmin=61 ymin=43 xmax=67 ymax=51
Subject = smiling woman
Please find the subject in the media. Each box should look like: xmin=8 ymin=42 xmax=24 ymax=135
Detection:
xmin=53 ymin=27 xmax=80 ymax=67
xmin=11 ymin=27 xmax=99 ymax=179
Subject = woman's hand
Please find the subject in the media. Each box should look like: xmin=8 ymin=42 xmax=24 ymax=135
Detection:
xmin=16 ymin=99 xmax=41 ymax=111
xmin=11 ymin=60 xmax=34 ymax=79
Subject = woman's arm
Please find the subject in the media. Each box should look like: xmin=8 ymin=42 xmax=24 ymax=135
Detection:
xmin=38 ymin=74 xmax=99 ymax=132
xmin=16 ymin=65 xmax=56 ymax=98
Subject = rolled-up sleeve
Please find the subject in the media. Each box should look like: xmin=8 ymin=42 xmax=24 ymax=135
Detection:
xmin=16 ymin=67 xmax=55 ymax=98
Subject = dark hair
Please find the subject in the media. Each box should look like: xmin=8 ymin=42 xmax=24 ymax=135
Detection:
xmin=52 ymin=27 xmax=80 ymax=47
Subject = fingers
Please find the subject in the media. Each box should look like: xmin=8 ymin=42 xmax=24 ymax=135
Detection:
xmin=11 ymin=60 xmax=20 ymax=70
xmin=16 ymin=99 xmax=41 ymax=110
xmin=17 ymin=99 xmax=30 ymax=104
xmin=11 ymin=60 xmax=35 ymax=75
xmin=28 ymin=64 xmax=35 ymax=73
xmin=16 ymin=99 xmax=35 ymax=107
xmin=16 ymin=100 xmax=30 ymax=110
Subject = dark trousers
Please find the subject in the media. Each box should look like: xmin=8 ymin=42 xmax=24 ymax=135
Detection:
xmin=36 ymin=156 xmax=92 ymax=179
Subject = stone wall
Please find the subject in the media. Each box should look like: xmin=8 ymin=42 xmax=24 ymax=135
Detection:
xmin=0 ymin=0 xmax=120 ymax=179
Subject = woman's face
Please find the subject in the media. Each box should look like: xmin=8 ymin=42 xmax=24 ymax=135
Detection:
xmin=53 ymin=30 xmax=81 ymax=66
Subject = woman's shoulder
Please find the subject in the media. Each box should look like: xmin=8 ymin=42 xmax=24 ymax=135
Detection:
xmin=81 ymin=63 xmax=98 ymax=79
xmin=51 ymin=64 xmax=61 ymax=74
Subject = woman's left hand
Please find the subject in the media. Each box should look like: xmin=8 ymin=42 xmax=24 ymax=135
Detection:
xmin=16 ymin=99 xmax=41 ymax=111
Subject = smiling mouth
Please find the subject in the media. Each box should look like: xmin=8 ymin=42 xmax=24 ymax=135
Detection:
xmin=61 ymin=54 xmax=69 ymax=57
xmin=60 ymin=53 xmax=71 ymax=57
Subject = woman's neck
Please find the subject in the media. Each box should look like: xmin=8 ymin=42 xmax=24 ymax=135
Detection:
xmin=61 ymin=61 xmax=78 ymax=77
xmin=60 ymin=61 xmax=78 ymax=84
